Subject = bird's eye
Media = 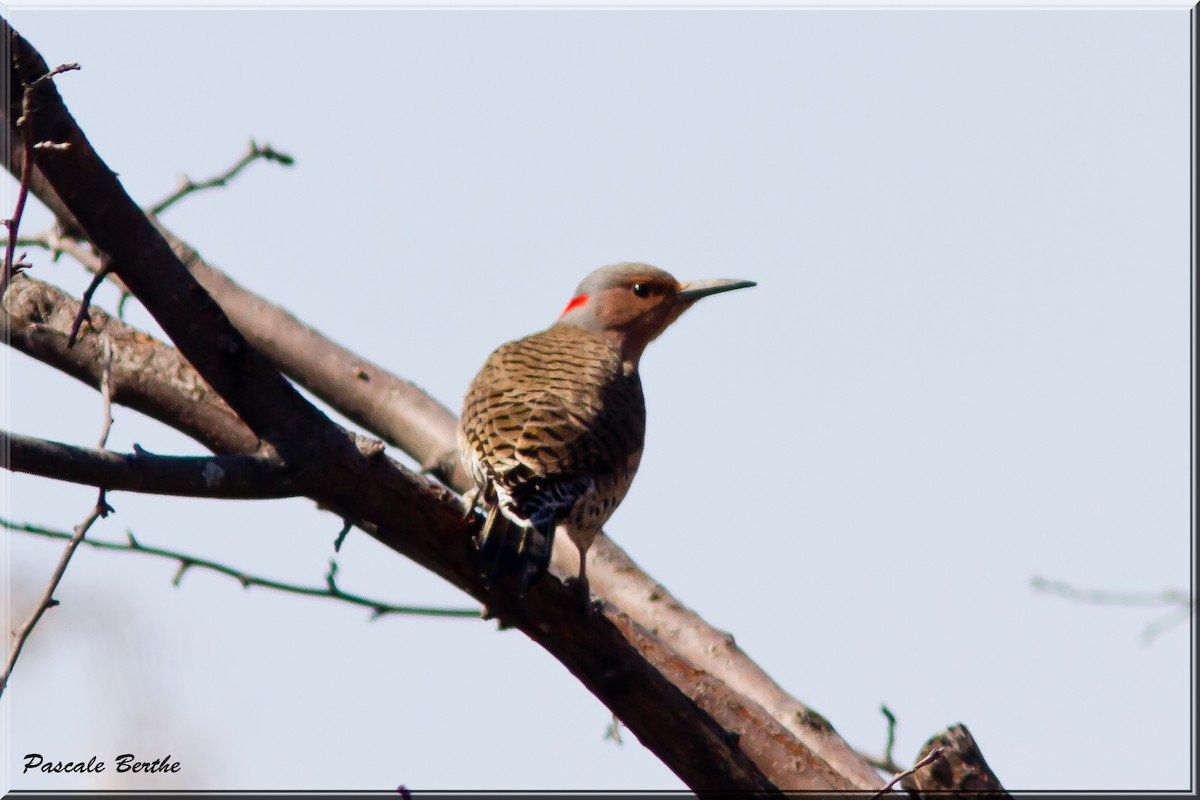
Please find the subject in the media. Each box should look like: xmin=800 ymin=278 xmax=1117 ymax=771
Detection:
xmin=631 ymin=283 xmax=651 ymax=298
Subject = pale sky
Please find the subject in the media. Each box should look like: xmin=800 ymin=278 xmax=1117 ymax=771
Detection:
xmin=2 ymin=5 xmax=1193 ymax=792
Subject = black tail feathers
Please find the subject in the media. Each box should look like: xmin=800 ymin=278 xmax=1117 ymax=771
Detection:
xmin=475 ymin=506 xmax=554 ymax=595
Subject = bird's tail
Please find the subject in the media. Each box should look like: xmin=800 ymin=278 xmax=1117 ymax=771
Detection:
xmin=476 ymin=505 xmax=554 ymax=595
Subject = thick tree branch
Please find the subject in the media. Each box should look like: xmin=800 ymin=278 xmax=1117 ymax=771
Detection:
xmin=2 ymin=431 xmax=300 ymax=499
xmin=4 ymin=519 xmax=480 ymax=620
xmin=1 ymin=274 xmax=260 ymax=455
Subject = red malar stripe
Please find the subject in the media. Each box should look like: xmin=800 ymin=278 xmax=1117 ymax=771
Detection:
xmin=559 ymin=294 xmax=589 ymax=318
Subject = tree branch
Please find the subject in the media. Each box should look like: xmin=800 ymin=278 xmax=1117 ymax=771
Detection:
xmin=1 ymin=274 xmax=261 ymax=455
xmin=1031 ymin=575 xmax=1191 ymax=608
xmin=1032 ymin=575 xmax=1192 ymax=644
xmin=2 ymin=431 xmax=301 ymax=499
xmin=1 ymin=59 xmax=78 ymax=303
xmin=1 ymin=448 xmax=109 ymax=699
xmin=149 ymin=139 xmax=294 ymax=217
xmin=871 ymin=747 xmax=942 ymax=799
xmin=4 ymin=518 xmax=480 ymax=621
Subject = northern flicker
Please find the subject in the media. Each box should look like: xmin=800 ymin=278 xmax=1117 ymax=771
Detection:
xmin=459 ymin=262 xmax=755 ymax=595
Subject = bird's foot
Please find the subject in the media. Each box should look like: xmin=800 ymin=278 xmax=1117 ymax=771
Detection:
xmin=459 ymin=486 xmax=480 ymax=522
xmin=563 ymin=575 xmax=595 ymax=611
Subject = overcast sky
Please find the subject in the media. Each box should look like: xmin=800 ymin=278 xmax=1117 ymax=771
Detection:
xmin=3 ymin=4 xmax=1193 ymax=793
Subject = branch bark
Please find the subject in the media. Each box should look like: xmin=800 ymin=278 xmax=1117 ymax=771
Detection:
xmin=2 ymin=431 xmax=300 ymax=499
xmin=1 ymin=274 xmax=260 ymax=454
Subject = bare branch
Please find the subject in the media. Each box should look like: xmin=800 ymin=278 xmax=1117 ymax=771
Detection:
xmin=859 ymin=704 xmax=904 ymax=776
xmin=1031 ymin=575 xmax=1191 ymax=608
xmin=149 ymin=139 xmax=295 ymax=217
xmin=2 ymin=274 xmax=260 ymax=455
xmin=2 ymin=431 xmax=300 ymax=499
xmin=2 ymin=61 xmax=77 ymax=302
xmin=7 ymin=227 xmax=95 ymax=266
xmin=603 ymin=713 xmax=624 ymax=745
xmin=3 ymin=226 xmax=138 ymax=318
xmin=881 ymin=705 xmax=898 ymax=770
xmin=1 ymin=488 xmax=106 ymax=699
xmin=67 ymin=257 xmax=112 ymax=347
xmin=1032 ymin=575 xmax=1192 ymax=643
xmin=96 ymin=331 xmax=114 ymax=446
xmin=870 ymin=747 xmax=943 ymax=799
xmin=3 ymin=518 xmax=480 ymax=620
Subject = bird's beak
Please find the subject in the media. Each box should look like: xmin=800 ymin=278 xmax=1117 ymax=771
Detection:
xmin=676 ymin=278 xmax=757 ymax=303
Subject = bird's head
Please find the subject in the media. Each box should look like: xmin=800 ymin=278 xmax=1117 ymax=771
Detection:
xmin=554 ymin=262 xmax=755 ymax=366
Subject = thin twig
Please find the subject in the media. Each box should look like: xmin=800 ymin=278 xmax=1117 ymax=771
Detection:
xmin=857 ymin=705 xmax=904 ymax=776
xmin=2 ymin=83 xmax=36 ymax=302
xmin=1 ymin=62 xmax=80 ymax=302
xmin=603 ymin=713 xmax=625 ymax=745
xmin=149 ymin=140 xmax=295 ymax=217
xmin=869 ymin=747 xmax=944 ymax=799
xmin=3 ymin=228 xmax=140 ymax=318
xmin=5 ymin=229 xmax=96 ymax=268
xmin=3 ymin=67 xmax=70 ymax=300
xmin=3 ymin=518 xmax=481 ymax=621
xmin=1032 ymin=575 xmax=1192 ymax=643
xmin=1032 ymin=576 xmax=1191 ymax=608
xmin=67 ymin=258 xmax=113 ymax=347
xmin=96 ymin=332 xmax=115 ymax=448
xmin=1 ymin=498 xmax=107 ymax=699
xmin=4 ymin=138 xmax=292 ymax=315
xmin=333 ymin=518 xmax=353 ymax=552
xmin=1140 ymin=606 xmax=1192 ymax=645
xmin=881 ymin=705 xmax=897 ymax=769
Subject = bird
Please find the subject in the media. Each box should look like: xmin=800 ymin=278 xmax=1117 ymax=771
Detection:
xmin=458 ymin=262 xmax=755 ymax=596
